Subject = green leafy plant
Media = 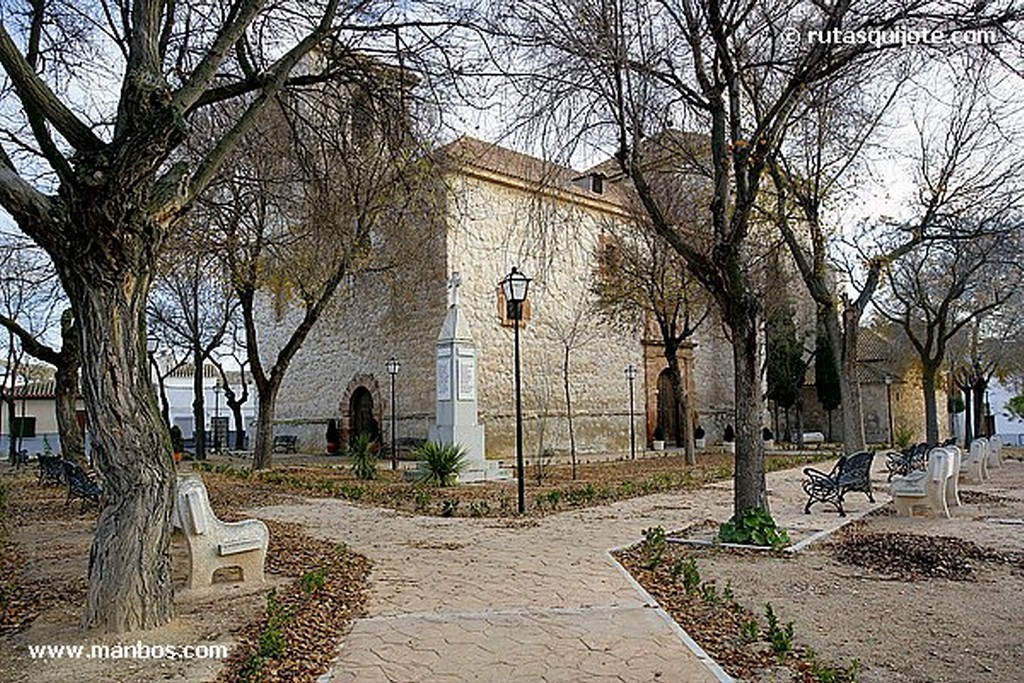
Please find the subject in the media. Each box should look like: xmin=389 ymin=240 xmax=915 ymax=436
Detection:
xmin=699 ymin=581 xmax=718 ymax=604
xmin=415 ymin=441 xmax=468 ymax=487
xmin=740 ymin=618 xmax=760 ymax=643
xmin=640 ymin=526 xmax=668 ymax=570
xmin=893 ymin=422 xmax=915 ymax=449
xmin=1005 ymin=395 xmax=1024 ymax=422
xmin=718 ymin=508 xmax=791 ymax=550
xmin=413 ymin=489 xmax=432 ymax=512
xmin=764 ymin=603 xmax=794 ymax=655
xmin=299 ymin=567 xmax=327 ymax=594
xmin=349 ymin=434 xmax=377 ymax=480
xmin=807 ymin=647 xmax=862 ymax=683
xmin=681 ymin=559 xmax=701 ymax=594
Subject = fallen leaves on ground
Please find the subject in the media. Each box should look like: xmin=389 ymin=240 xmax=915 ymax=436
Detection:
xmin=830 ymin=529 xmax=1021 ymax=581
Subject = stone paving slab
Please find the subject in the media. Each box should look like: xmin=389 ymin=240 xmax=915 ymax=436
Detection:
xmin=256 ymin=455 xmax=888 ymax=682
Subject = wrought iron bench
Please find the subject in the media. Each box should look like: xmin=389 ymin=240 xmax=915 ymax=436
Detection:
xmin=802 ymin=450 xmax=876 ymax=516
xmin=38 ymin=454 xmax=65 ymax=486
xmin=272 ymin=435 xmax=298 ymax=454
xmin=62 ymin=460 xmax=103 ymax=511
xmin=885 ymin=442 xmax=929 ymax=482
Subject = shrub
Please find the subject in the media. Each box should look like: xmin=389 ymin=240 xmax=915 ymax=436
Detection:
xmin=349 ymin=434 xmax=377 ymax=480
xmin=762 ymin=427 xmax=774 ymax=441
xmin=169 ymin=425 xmax=185 ymax=454
xmin=718 ymin=507 xmax=791 ymax=550
xmin=723 ymin=424 xmax=735 ymax=442
xmin=640 ymin=526 xmax=668 ymax=569
xmin=653 ymin=425 xmax=666 ymax=441
xmin=694 ymin=425 xmax=705 ymax=440
xmin=415 ymin=441 xmax=467 ymax=487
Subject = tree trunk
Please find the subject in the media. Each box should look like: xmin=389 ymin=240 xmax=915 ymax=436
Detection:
xmin=921 ymin=362 xmax=941 ymax=445
xmin=251 ymin=379 xmax=281 ymax=470
xmin=192 ymin=343 xmax=206 ymax=460
xmin=64 ymin=273 xmax=175 ymax=633
xmin=830 ymin=306 xmax=866 ymax=453
xmin=961 ymin=383 xmax=974 ymax=447
xmin=972 ymin=378 xmax=987 ymax=439
xmin=665 ymin=343 xmax=695 ymax=465
xmin=731 ymin=310 xmax=767 ymax=514
xmin=563 ymin=344 xmax=578 ymax=479
xmin=230 ymin=401 xmax=246 ymax=450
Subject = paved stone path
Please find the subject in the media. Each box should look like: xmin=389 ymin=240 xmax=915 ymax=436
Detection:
xmin=257 ymin=459 xmax=884 ymax=682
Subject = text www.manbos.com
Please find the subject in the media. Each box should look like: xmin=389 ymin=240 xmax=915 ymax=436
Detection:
xmin=27 ymin=642 xmax=229 ymax=660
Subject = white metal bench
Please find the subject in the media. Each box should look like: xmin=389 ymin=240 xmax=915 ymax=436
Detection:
xmin=173 ymin=473 xmax=269 ymax=589
xmin=891 ymin=447 xmax=955 ymax=518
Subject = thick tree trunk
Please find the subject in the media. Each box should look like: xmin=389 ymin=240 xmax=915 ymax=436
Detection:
xmin=65 ymin=274 xmax=175 ymax=633
xmin=730 ymin=310 xmax=767 ymax=515
xmin=251 ymin=379 xmax=281 ymax=470
xmin=971 ymin=378 xmax=987 ymax=438
xmin=922 ymin=362 xmax=941 ymax=445
xmin=230 ymin=401 xmax=246 ymax=450
xmin=829 ymin=306 xmax=866 ymax=453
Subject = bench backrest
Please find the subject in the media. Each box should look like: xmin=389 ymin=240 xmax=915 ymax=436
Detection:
xmin=837 ymin=450 xmax=874 ymax=484
xmin=969 ymin=438 xmax=988 ymax=462
xmin=926 ymin=448 xmax=953 ymax=482
xmin=175 ymin=475 xmax=214 ymax=536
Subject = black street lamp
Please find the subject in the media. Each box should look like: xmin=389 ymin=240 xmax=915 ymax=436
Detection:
xmin=501 ymin=266 xmax=531 ymax=515
xmin=213 ymin=382 xmax=221 ymax=451
xmin=884 ymin=374 xmax=894 ymax=447
xmin=625 ymin=364 xmax=637 ymax=460
xmin=386 ymin=357 xmax=401 ymax=471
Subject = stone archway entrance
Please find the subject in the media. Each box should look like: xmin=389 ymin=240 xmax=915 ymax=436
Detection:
xmin=350 ymin=387 xmax=378 ymax=443
xmin=339 ymin=374 xmax=384 ymax=446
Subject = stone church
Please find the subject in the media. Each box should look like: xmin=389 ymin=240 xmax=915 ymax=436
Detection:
xmin=264 ymin=136 xmax=748 ymax=459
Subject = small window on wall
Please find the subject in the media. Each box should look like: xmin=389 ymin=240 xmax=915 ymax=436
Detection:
xmin=597 ymin=232 xmax=623 ymax=278
xmin=496 ymin=286 xmax=531 ymax=329
xmin=12 ymin=416 xmax=36 ymax=438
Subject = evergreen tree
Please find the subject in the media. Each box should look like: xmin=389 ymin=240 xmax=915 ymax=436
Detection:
xmin=815 ymin=333 xmax=842 ymax=441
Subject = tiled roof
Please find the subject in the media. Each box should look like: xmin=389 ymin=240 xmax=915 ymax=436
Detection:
xmin=434 ymin=136 xmax=630 ymax=208
xmin=2 ymin=381 xmax=57 ymax=399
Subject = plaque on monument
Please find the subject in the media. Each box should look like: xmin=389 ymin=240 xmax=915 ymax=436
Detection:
xmin=457 ymin=349 xmax=476 ymax=400
xmin=436 ymin=352 xmax=451 ymax=401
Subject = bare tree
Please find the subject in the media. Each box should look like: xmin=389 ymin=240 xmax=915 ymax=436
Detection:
xmin=200 ymin=72 xmax=441 ymax=470
xmin=149 ymin=226 xmax=237 ymax=460
xmin=0 ymin=0 xmax=464 ymax=632
xmin=592 ymin=218 xmax=709 ymax=464
xmin=873 ymin=225 xmax=1023 ymax=444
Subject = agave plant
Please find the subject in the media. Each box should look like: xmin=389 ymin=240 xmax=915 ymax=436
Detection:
xmin=414 ymin=441 xmax=468 ymax=487
xmin=349 ymin=434 xmax=377 ymax=480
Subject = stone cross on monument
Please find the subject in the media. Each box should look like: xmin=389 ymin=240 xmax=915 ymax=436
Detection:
xmin=425 ymin=272 xmax=508 ymax=483
xmin=447 ymin=272 xmax=462 ymax=308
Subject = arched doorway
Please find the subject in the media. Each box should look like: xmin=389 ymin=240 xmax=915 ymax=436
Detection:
xmin=657 ymin=369 xmax=680 ymax=446
xmin=349 ymin=387 xmax=379 ymax=444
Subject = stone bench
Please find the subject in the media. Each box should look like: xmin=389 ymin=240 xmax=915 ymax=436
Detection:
xmin=961 ymin=438 xmax=989 ymax=483
xmin=173 ymin=473 xmax=268 ymax=589
xmin=891 ymin=447 xmax=956 ymax=518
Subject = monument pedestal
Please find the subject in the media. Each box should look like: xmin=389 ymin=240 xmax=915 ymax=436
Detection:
xmin=423 ymin=273 xmax=509 ymax=483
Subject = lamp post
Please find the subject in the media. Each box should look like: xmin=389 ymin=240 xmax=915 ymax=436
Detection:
xmin=386 ymin=357 xmax=400 ymax=470
xmin=883 ymin=374 xmax=894 ymax=447
xmin=625 ymin=365 xmax=637 ymax=460
xmin=212 ymin=382 xmax=221 ymax=451
xmin=501 ymin=266 xmax=531 ymax=515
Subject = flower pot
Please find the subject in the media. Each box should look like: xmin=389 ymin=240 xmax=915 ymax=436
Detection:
xmin=326 ymin=442 xmax=339 ymax=455
xmin=695 ymin=438 xmax=706 ymax=449
xmin=763 ymin=439 xmax=775 ymax=451
xmin=652 ymin=440 xmax=665 ymax=451
xmin=724 ymin=442 xmax=735 ymax=454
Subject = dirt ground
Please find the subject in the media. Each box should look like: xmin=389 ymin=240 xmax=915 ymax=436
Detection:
xmin=664 ymin=457 xmax=1024 ymax=682
xmin=3 ymin=451 xmax=1023 ymax=682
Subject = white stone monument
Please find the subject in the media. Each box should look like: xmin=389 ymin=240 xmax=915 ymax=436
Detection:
xmin=427 ymin=273 xmax=508 ymax=483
